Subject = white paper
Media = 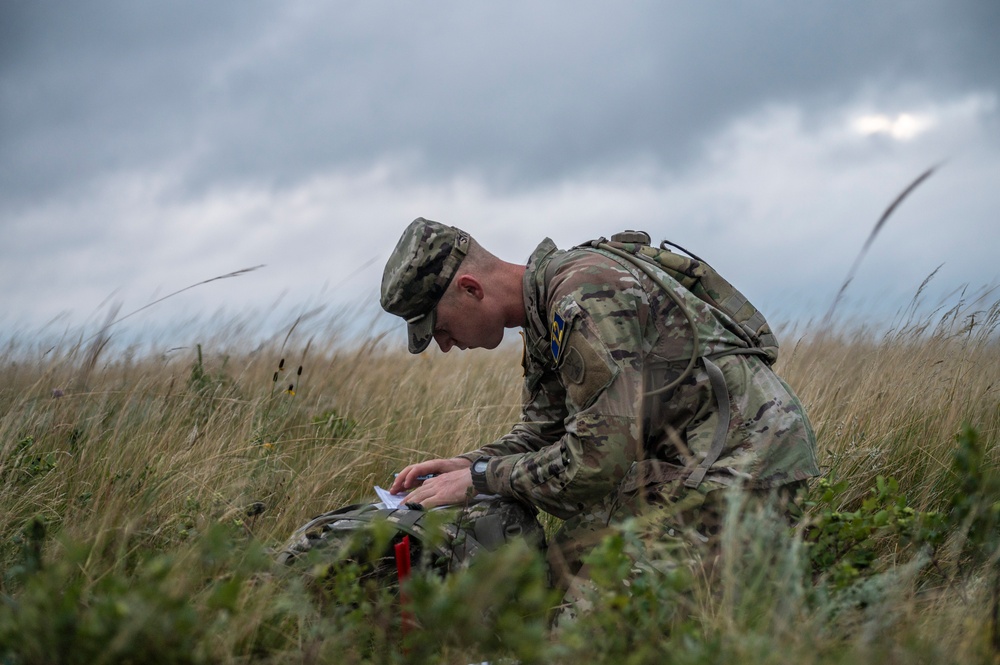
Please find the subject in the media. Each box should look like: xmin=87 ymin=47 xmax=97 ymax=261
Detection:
xmin=374 ymin=485 xmax=407 ymax=509
xmin=374 ymin=485 xmax=500 ymax=510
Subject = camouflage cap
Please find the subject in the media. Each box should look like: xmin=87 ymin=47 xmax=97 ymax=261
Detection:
xmin=380 ymin=218 xmax=470 ymax=353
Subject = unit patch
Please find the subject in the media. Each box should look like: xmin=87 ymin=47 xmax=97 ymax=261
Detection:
xmin=550 ymin=312 xmax=567 ymax=363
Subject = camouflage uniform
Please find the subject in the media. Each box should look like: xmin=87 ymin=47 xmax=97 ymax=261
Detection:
xmin=381 ymin=219 xmax=821 ymax=588
xmin=454 ymin=238 xmax=820 ymax=583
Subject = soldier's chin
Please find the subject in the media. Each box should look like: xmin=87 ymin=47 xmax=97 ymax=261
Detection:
xmin=482 ymin=335 xmax=505 ymax=350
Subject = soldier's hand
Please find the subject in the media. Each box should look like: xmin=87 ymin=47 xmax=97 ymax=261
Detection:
xmin=389 ymin=457 xmax=471 ymax=495
xmin=401 ymin=467 xmax=475 ymax=509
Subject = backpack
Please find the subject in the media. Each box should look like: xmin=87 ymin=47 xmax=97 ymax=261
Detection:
xmin=576 ymin=231 xmax=779 ymax=490
xmin=276 ymin=497 xmax=546 ymax=582
xmin=587 ymin=231 xmax=778 ymax=364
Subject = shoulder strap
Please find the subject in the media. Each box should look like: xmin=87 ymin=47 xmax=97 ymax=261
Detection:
xmin=683 ymin=357 xmax=731 ymax=489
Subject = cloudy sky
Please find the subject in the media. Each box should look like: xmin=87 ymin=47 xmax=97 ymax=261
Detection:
xmin=2 ymin=1 xmax=998 ymax=348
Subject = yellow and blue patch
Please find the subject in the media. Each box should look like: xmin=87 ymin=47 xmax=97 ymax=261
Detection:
xmin=550 ymin=312 xmax=566 ymax=363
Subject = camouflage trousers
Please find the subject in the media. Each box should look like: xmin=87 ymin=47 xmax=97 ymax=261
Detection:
xmin=546 ymin=473 xmax=806 ymax=603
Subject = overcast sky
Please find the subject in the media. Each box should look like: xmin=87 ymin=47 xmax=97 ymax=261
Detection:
xmin=2 ymin=1 xmax=998 ymax=349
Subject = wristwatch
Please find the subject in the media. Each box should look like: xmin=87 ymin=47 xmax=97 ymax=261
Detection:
xmin=470 ymin=456 xmax=492 ymax=495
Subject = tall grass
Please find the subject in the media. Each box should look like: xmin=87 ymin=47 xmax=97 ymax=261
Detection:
xmin=784 ymin=288 xmax=1000 ymax=509
xmin=0 ymin=290 xmax=998 ymax=663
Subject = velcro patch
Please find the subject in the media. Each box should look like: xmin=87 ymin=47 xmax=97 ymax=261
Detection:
xmin=561 ymin=346 xmax=585 ymax=384
xmin=562 ymin=333 xmax=617 ymax=410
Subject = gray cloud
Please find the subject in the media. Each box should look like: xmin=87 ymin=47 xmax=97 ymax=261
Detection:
xmin=1 ymin=0 xmax=998 ymax=337
xmin=3 ymin=1 xmax=999 ymax=208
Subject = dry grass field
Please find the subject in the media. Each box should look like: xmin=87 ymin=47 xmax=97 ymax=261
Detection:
xmin=0 ymin=291 xmax=998 ymax=663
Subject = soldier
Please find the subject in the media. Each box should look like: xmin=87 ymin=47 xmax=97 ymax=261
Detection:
xmin=383 ymin=217 xmax=820 ymax=592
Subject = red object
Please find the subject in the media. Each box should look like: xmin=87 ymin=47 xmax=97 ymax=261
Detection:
xmin=394 ymin=536 xmax=414 ymax=641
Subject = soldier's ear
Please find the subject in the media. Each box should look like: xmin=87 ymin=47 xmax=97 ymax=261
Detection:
xmin=454 ymin=275 xmax=484 ymax=301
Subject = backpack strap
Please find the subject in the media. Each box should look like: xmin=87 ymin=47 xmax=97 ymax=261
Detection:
xmin=302 ymin=505 xmax=429 ymax=542
xmin=385 ymin=507 xmax=428 ymax=535
xmin=707 ymin=346 xmax=773 ymax=363
xmin=683 ymin=357 xmax=731 ymax=489
xmin=295 ymin=502 xmax=374 ymax=535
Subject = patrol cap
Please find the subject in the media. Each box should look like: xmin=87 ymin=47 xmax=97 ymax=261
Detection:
xmin=380 ymin=217 xmax=470 ymax=353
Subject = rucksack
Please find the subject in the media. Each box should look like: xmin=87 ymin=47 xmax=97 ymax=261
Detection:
xmin=276 ymin=497 xmax=546 ymax=582
xmin=587 ymin=231 xmax=778 ymax=365
xmin=575 ymin=231 xmax=779 ymax=490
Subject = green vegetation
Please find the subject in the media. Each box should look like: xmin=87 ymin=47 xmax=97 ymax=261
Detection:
xmin=0 ymin=295 xmax=998 ymax=663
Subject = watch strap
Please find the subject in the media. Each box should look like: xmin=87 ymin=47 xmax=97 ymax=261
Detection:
xmin=470 ymin=456 xmax=492 ymax=495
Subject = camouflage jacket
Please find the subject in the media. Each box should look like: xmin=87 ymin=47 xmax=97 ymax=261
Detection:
xmin=460 ymin=238 xmax=820 ymax=519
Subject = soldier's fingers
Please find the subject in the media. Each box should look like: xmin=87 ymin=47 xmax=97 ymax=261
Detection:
xmin=391 ymin=462 xmax=430 ymax=492
xmin=403 ymin=485 xmax=430 ymax=505
xmin=389 ymin=467 xmax=418 ymax=493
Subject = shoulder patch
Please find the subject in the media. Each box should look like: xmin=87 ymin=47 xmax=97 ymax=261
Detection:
xmin=550 ymin=312 xmax=567 ymax=363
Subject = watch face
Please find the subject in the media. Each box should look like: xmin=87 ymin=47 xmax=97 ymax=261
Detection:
xmin=473 ymin=459 xmax=489 ymax=474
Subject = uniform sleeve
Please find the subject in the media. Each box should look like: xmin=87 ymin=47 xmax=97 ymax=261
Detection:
xmin=456 ymin=362 xmax=568 ymax=461
xmin=475 ymin=259 xmax=651 ymax=519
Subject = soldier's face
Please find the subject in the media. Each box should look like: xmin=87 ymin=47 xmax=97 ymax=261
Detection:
xmin=432 ymin=294 xmax=504 ymax=353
